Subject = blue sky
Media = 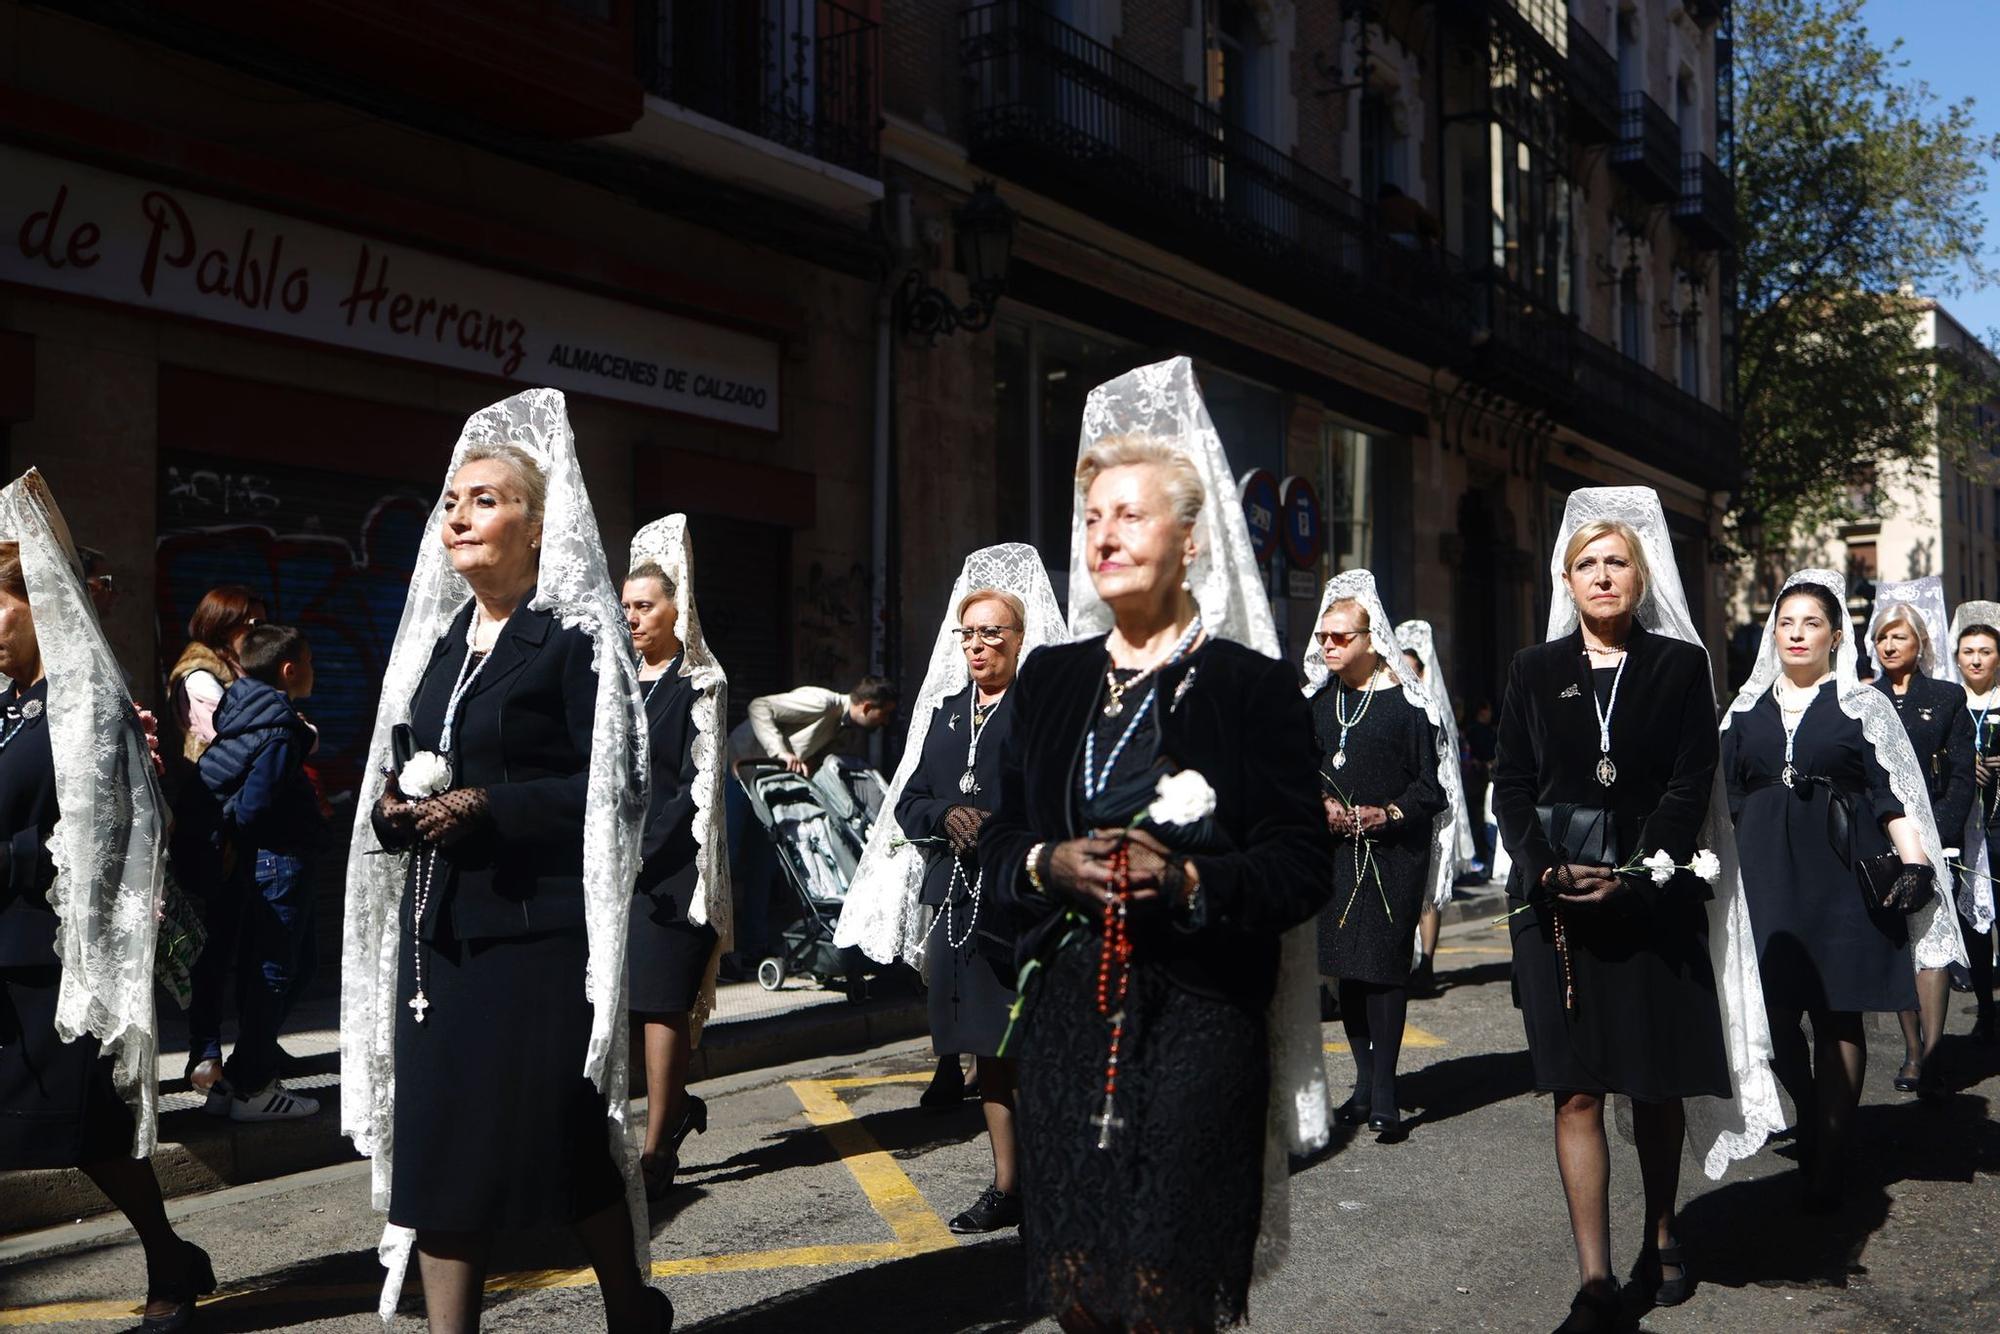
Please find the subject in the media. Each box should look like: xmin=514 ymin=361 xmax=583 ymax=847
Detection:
xmin=1858 ymin=0 xmax=2000 ymax=340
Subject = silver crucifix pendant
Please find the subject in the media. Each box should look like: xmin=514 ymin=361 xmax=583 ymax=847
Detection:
xmin=1781 ymin=763 xmax=1797 ymax=789
xmin=408 ymin=991 xmax=431 ymax=1024
xmin=1595 ymin=756 xmax=1617 ymax=787
xmin=1091 ymin=1094 xmax=1125 ymax=1149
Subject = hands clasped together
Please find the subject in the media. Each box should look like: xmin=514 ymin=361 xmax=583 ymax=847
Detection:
xmin=1038 ymin=829 xmax=1189 ymax=916
xmin=372 ymin=777 xmax=491 ymax=852
xmin=1539 ymin=862 xmax=1629 ymax=908
xmin=1321 ymin=797 xmax=1390 ymax=837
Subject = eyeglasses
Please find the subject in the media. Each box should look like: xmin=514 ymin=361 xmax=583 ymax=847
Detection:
xmin=954 ymin=625 xmax=1022 ymax=647
xmin=1313 ymin=628 xmax=1368 ymax=648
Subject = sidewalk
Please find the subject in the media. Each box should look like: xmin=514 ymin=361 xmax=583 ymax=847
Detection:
xmin=1 ymin=971 xmax=927 ymax=1238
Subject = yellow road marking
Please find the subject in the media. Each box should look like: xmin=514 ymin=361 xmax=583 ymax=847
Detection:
xmin=0 ymin=1073 xmax=958 ymax=1326
xmin=1434 ymin=945 xmax=1510 ymax=955
xmin=1324 ymin=1021 xmax=1447 ymax=1054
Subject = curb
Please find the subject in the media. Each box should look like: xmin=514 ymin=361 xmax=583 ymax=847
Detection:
xmin=0 ymin=992 xmax=928 ymax=1239
xmin=1439 ymin=887 xmax=1508 ymax=926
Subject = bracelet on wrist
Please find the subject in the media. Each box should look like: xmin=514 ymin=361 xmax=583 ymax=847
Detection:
xmin=1024 ymin=842 xmax=1048 ymax=896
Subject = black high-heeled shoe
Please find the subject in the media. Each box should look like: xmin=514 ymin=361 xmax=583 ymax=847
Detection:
xmin=1368 ymin=1114 xmax=1407 ymax=1144
xmin=647 ymin=1285 xmax=675 ymax=1333
xmin=1893 ymin=1058 xmax=1922 ymax=1093
xmin=141 ymin=1240 xmax=216 ymax=1333
xmin=1635 ymin=1235 xmax=1692 ymax=1307
xmin=670 ymin=1093 xmax=707 ymax=1155
xmin=1552 ymin=1278 xmax=1621 ymax=1334
xmin=1333 ymin=1094 xmax=1369 ymax=1127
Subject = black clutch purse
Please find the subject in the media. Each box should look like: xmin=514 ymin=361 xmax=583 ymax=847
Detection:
xmin=1536 ymin=803 xmax=1619 ymax=868
xmin=1823 ymin=782 xmax=1924 ymax=913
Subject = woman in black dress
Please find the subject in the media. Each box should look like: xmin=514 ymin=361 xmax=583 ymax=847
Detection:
xmin=348 ymin=392 xmax=665 ymax=1333
xmin=623 ymin=513 xmax=729 ymax=1201
xmin=1722 ymin=570 xmax=1955 ymax=1212
xmin=1867 ymin=594 xmax=1973 ymax=1092
xmin=1496 ymin=490 xmax=1776 ymax=1333
xmin=982 ymin=358 xmax=1333 ymax=1334
xmin=1953 ymin=611 xmax=2000 ymax=1041
xmin=0 ymin=475 xmax=212 ymax=1332
xmin=1305 ymin=572 xmax=1445 ymax=1142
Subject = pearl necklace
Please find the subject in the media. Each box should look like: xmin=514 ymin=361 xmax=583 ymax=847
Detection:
xmin=1100 ymin=616 xmax=1204 ymax=719
xmin=1772 ymin=675 xmax=1825 ymax=789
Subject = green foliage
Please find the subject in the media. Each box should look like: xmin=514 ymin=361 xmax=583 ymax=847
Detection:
xmin=1735 ymin=0 xmax=2000 ymax=562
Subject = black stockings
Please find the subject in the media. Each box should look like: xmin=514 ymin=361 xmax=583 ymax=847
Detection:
xmin=1337 ymin=979 xmax=1408 ymax=1120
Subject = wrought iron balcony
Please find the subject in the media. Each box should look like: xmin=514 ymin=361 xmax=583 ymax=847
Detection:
xmin=1682 ymin=0 xmax=1727 ymax=27
xmin=962 ymin=0 xmax=1476 ymax=366
xmin=1611 ymin=91 xmax=1680 ymax=203
xmin=1566 ymin=16 xmax=1619 ymax=145
xmin=1569 ymin=334 xmax=1737 ymax=489
xmin=640 ymin=0 xmax=879 ymax=175
xmin=1673 ymin=152 xmax=1735 ymax=250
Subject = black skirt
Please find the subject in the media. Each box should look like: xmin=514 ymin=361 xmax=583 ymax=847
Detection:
xmin=0 ymin=966 xmax=133 ymax=1169
xmin=389 ymin=917 xmax=623 ymax=1232
xmin=628 ymin=890 xmax=719 ymax=1016
xmin=1015 ymin=939 xmax=1268 ymax=1330
xmin=926 ymin=911 xmax=1016 ymax=1060
xmin=1510 ymin=894 xmax=1732 ymax=1100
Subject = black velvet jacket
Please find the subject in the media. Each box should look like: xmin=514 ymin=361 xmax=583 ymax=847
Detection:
xmin=979 ymin=635 xmax=1333 ymax=1010
xmin=636 ymin=661 xmax=704 ymax=903
xmin=1873 ymin=672 xmax=1975 ymax=842
xmin=1492 ymin=623 xmax=1719 ymax=908
xmin=407 ymin=594 xmax=596 ymax=941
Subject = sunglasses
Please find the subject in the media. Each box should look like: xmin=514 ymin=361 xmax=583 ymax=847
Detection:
xmin=1313 ymin=628 xmax=1368 ymax=648
xmin=954 ymin=625 xmax=1022 ymax=647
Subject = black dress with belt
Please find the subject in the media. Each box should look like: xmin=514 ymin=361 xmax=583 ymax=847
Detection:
xmin=0 ymin=679 xmax=133 ymax=1168
xmin=389 ymin=595 xmax=624 ymax=1232
xmin=1725 ymin=683 xmax=1916 ymax=1013
xmin=1493 ymin=625 xmax=1732 ymax=1099
xmin=628 ymin=657 xmax=720 ymax=1016
xmin=896 ymin=683 xmax=1017 ymax=1058
xmin=980 ymin=637 xmax=1332 ymax=1331
xmin=1311 ymin=680 xmax=1445 ymax=984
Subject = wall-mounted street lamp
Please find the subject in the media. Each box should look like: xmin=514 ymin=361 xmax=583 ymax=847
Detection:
xmin=898 ymin=180 xmax=1016 ymax=343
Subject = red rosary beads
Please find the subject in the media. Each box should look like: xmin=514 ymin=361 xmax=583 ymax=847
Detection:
xmin=1092 ymin=842 xmax=1134 ymax=1150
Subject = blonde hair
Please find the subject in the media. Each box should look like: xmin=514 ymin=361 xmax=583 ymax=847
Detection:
xmin=1075 ymin=435 xmax=1206 ymax=529
xmin=1561 ymin=519 xmax=1651 ymax=607
xmin=458 ymin=442 xmax=548 ymax=527
xmin=1322 ymin=596 xmax=1370 ymax=630
xmin=957 ymin=586 xmax=1026 ymax=627
xmin=1873 ymin=602 xmax=1932 ymax=660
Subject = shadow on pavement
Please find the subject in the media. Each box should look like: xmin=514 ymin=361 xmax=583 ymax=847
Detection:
xmin=680 ymin=1235 xmax=1033 ymax=1333
xmin=1393 ymin=1048 xmax=1535 ymax=1133
xmin=1429 ymin=959 xmax=1513 ymax=994
xmin=171 ymin=1246 xmax=406 ymax=1332
xmin=681 ymin=1102 xmax=986 ymax=1190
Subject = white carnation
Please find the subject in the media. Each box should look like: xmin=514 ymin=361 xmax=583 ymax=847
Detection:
xmin=400 ymin=750 xmax=452 ymax=799
xmin=1689 ymin=849 xmax=1722 ymax=885
xmin=1148 ymin=770 xmax=1217 ymax=828
xmin=1642 ymin=848 xmax=1678 ymax=887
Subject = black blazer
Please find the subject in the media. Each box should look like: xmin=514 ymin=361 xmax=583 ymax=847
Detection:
xmin=1873 ymin=673 xmax=1976 ymax=841
xmin=979 ymin=635 xmax=1333 ymax=1010
xmin=408 ymin=594 xmax=598 ymax=941
xmin=635 ymin=662 xmax=705 ymax=901
xmin=1492 ymin=623 xmax=1719 ymax=908
xmin=897 ymin=684 xmax=1015 ymax=908
xmin=0 ymin=682 xmax=58 ymax=968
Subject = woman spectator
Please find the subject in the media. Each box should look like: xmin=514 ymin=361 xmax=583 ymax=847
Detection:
xmin=980 ymin=358 xmax=1333 ymax=1332
xmin=342 ymin=391 xmax=665 ymax=1332
xmin=166 ymin=584 xmax=263 ymax=762
xmin=1866 ymin=587 xmax=1973 ymax=1094
xmin=1722 ymin=569 xmax=1961 ymax=1212
xmin=1305 ymin=573 xmax=1448 ymax=1143
xmin=1495 ymin=488 xmax=1778 ymax=1331
xmin=840 ymin=543 xmax=1064 ymax=1234
xmin=0 ymin=470 xmax=212 ymax=1332
xmin=623 ymin=514 xmax=730 ymax=1201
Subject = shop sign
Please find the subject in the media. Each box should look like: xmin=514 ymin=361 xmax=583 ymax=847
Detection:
xmin=1238 ymin=468 xmax=1280 ymax=564
xmin=1286 ymin=568 xmax=1319 ymax=600
xmin=1279 ymin=474 xmax=1324 ymax=569
xmin=0 ymin=145 xmax=781 ymax=430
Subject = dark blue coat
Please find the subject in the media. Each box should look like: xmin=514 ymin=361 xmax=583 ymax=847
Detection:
xmin=196 ymin=677 xmax=326 ymax=857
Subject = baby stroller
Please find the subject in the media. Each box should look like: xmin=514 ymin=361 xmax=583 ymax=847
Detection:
xmin=737 ymin=758 xmax=886 ymax=998
xmin=812 ymin=754 xmax=887 ymax=850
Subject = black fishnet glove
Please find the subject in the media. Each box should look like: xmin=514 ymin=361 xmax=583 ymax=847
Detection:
xmin=1116 ymin=831 xmax=1188 ymax=926
xmin=1888 ymin=864 xmax=1936 ymax=914
xmin=1039 ymin=836 xmax=1120 ymax=913
xmin=372 ymin=784 xmax=418 ymax=852
xmin=943 ymin=805 xmax=987 ymax=855
xmin=412 ymin=787 xmax=491 ymax=848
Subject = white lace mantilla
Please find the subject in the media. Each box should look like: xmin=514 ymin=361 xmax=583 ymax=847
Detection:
xmin=1399 ymin=619 xmax=1477 ymax=908
xmin=339 ymin=390 xmax=651 ymax=1318
xmin=1550 ymin=487 xmax=1785 ymax=1178
xmin=629 ymin=513 xmax=732 ymax=1041
xmin=0 ymin=470 xmax=165 ymax=1157
xmin=836 ymin=543 xmax=1065 ymax=972
xmin=1724 ymin=567 xmax=1966 ymax=978
xmin=1070 ymin=356 xmax=1326 ymax=1278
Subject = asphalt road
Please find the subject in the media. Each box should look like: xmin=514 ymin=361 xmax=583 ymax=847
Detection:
xmin=3 ymin=914 xmax=1996 ymax=1333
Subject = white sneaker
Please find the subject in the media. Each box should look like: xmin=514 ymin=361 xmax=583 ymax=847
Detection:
xmin=228 ymin=1082 xmax=319 ymax=1122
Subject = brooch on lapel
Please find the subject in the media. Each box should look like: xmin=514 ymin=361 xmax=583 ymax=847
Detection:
xmin=1919 ymin=707 xmax=1934 ymax=722
xmin=1171 ymin=666 xmax=1199 ymax=712
xmin=1558 ymin=684 xmax=1582 ymax=699
xmin=946 ymin=713 xmax=958 ymax=732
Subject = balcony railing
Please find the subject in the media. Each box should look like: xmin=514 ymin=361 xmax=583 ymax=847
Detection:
xmin=1611 ymin=91 xmax=1680 ymax=202
xmin=1673 ymin=152 xmax=1735 ymax=250
xmin=640 ymin=0 xmax=879 ymax=174
xmin=1566 ymin=16 xmax=1619 ymax=145
xmin=961 ymin=1 xmax=1734 ymax=486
